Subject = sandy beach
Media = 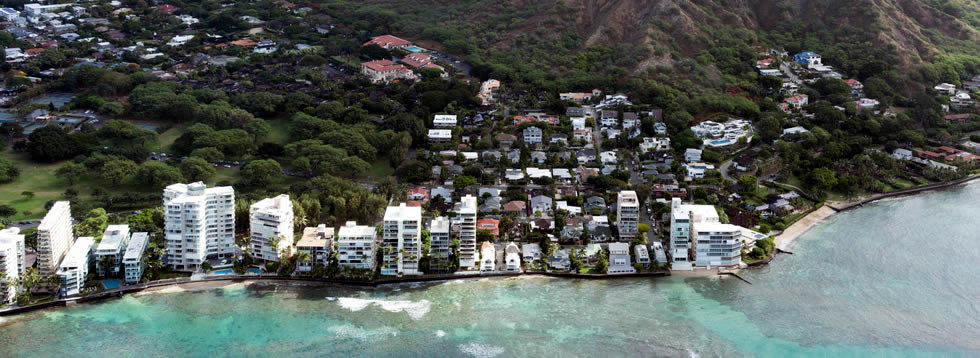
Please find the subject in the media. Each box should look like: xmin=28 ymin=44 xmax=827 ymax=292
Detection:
xmin=773 ymin=205 xmax=838 ymax=251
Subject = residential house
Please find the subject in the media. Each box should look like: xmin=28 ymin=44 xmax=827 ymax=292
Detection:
xmin=584 ymin=196 xmax=606 ymax=214
xmin=684 ymin=148 xmax=702 ymax=162
xmin=549 ymin=249 xmax=570 ymax=270
xmin=477 ymin=219 xmax=500 ymax=237
xmin=634 ymin=245 xmax=651 ymax=267
xmin=505 ymin=243 xmax=521 ymax=272
xmin=685 ymin=162 xmax=715 ymax=179
xmin=523 ymin=126 xmax=543 ymax=145
xmin=530 ymin=195 xmax=553 ymax=216
xmin=522 ymin=243 xmax=542 ymax=263
xmin=430 ymin=187 xmax=452 ymax=203
xmin=480 ymin=242 xmax=495 ymax=272
xmin=505 ymin=169 xmax=525 ymax=182
xmin=607 ymin=242 xmax=636 ymax=274
xmin=495 ymin=133 xmax=517 ymax=147
xmin=503 ymin=200 xmax=526 ymax=215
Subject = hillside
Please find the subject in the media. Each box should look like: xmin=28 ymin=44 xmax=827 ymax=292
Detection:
xmin=351 ymin=0 xmax=979 ymax=91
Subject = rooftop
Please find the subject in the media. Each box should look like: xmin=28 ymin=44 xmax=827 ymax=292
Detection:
xmin=97 ymin=224 xmax=130 ymax=252
xmin=123 ymin=232 xmax=149 ymax=260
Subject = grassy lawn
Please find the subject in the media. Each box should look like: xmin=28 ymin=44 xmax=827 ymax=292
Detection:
xmin=363 ymin=159 xmax=394 ymax=181
xmin=892 ymin=178 xmax=916 ymax=189
xmin=0 ymin=151 xmax=80 ymax=220
xmin=209 ymin=167 xmax=240 ymax=186
xmin=266 ymin=119 xmax=291 ymax=145
xmin=154 ymin=123 xmax=187 ymax=153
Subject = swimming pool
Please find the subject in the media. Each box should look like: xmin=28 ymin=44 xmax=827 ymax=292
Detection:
xmin=102 ymin=280 xmax=121 ymax=289
xmin=404 ymin=46 xmax=425 ymax=52
xmin=213 ymin=268 xmax=262 ymax=275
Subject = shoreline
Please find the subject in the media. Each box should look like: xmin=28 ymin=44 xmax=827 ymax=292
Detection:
xmin=3 ymin=176 xmax=976 ymax=317
xmin=773 ymin=174 xmax=979 ymax=251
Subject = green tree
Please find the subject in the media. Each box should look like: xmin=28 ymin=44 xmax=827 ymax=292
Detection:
xmin=807 ymin=167 xmax=838 ymax=192
xmin=0 ymin=157 xmax=19 ymax=183
xmin=101 ymin=159 xmax=138 ymax=185
xmin=0 ymin=205 xmax=16 ymax=218
xmin=737 ymin=175 xmax=758 ymax=192
xmin=189 ymin=147 xmax=224 ymax=162
xmin=240 ymin=159 xmax=283 ymax=186
xmin=21 ymin=191 xmax=34 ymax=200
xmin=136 ymin=161 xmax=184 ymax=189
xmin=180 ymin=157 xmax=216 ymax=182
xmin=76 ymin=208 xmax=109 ymax=239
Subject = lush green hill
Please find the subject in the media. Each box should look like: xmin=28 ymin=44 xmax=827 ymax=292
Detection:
xmin=338 ymin=0 xmax=979 ymax=95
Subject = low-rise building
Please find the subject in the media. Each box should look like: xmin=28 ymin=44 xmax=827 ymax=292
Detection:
xmin=295 ymin=225 xmax=333 ymax=273
xmin=480 ymin=241 xmax=495 ymax=272
xmin=432 ymin=114 xmax=458 ymax=127
xmin=505 ymin=243 xmax=521 ymax=272
xmin=58 ymin=236 xmax=95 ymax=298
xmin=428 ymin=129 xmax=452 ymax=144
xmin=607 ymin=242 xmax=636 ymax=274
xmin=634 ymin=245 xmax=651 ymax=267
xmin=361 ymin=59 xmax=416 ymax=83
xmin=122 ymin=232 xmax=149 ymax=284
xmin=520 ymin=244 xmax=542 ymax=265
xmin=523 ymin=126 xmax=542 ymax=145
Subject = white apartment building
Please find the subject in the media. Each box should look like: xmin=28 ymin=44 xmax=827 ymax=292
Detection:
xmin=94 ymin=225 xmax=130 ymax=276
xmin=692 ymin=223 xmax=744 ymax=268
xmin=296 ymin=224 xmax=333 ymax=273
xmin=123 ymin=232 xmax=149 ymax=284
xmin=428 ymin=217 xmax=451 ymax=270
xmin=163 ymin=182 xmax=235 ymax=270
xmin=480 ymin=241 xmax=495 ymax=272
xmin=457 ymin=195 xmax=478 ymax=270
xmin=38 ymin=201 xmax=73 ymax=276
xmin=337 ymin=221 xmax=376 ymax=270
xmin=669 ymin=198 xmax=743 ymax=270
xmin=616 ymin=191 xmax=640 ymax=240
xmin=0 ymin=228 xmax=26 ymax=303
xmin=381 ymin=203 xmax=422 ymax=276
xmin=58 ymin=236 xmax=94 ymax=298
xmin=250 ymin=194 xmax=294 ymax=263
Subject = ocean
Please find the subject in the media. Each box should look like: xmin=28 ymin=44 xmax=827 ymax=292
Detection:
xmin=0 ymin=183 xmax=977 ymax=357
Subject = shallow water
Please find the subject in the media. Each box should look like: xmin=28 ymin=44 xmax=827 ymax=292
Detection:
xmin=0 ymin=183 xmax=978 ymax=357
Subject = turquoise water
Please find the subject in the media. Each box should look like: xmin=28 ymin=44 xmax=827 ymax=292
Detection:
xmin=214 ymin=268 xmax=262 ymax=275
xmin=0 ymin=184 xmax=978 ymax=357
xmin=101 ymin=280 xmax=121 ymax=289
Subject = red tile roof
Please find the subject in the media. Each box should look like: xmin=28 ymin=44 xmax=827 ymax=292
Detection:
xmin=362 ymin=59 xmax=411 ymax=73
xmin=364 ymin=35 xmax=412 ymax=48
xmin=400 ymin=52 xmax=432 ymax=68
xmin=157 ymin=4 xmax=178 ymax=13
xmin=477 ymin=219 xmax=500 ymax=236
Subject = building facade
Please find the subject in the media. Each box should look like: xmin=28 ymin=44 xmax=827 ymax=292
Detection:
xmin=123 ymin=232 xmax=150 ymax=284
xmin=38 ymin=201 xmax=73 ymax=276
xmin=296 ymin=224 xmax=333 ymax=273
xmin=428 ymin=217 xmax=451 ymax=271
xmin=58 ymin=236 xmax=95 ymax=298
xmin=0 ymin=228 xmax=26 ymax=303
xmin=250 ymin=194 xmax=294 ymax=263
xmin=669 ymin=198 xmax=743 ymax=270
xmin=381 ymin=203 xmax=423 ymax=276
xmin=457 ymin=195 xmax=478 ymax=270
xmin=337 ymin=221 xmax=376 ymax=271
xmin=94 ymin=225 xmax=131 ymax=276
xmin=616 ymin=191 xmax=640 ymax=239
xmin=163 ymin=182 xmax=235 ymax=270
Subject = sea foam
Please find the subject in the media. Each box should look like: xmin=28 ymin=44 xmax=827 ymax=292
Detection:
xmin=458 ymin=343 xmax=505 ymax=358
xmin=335 ymin=297 xmax=432 ymax=320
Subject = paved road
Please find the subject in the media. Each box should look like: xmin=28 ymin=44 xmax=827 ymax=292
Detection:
xmin=779 ymin=62 xmax=801 ymax=84
xmin=719 ymin=159 xmax=735 ymax=182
